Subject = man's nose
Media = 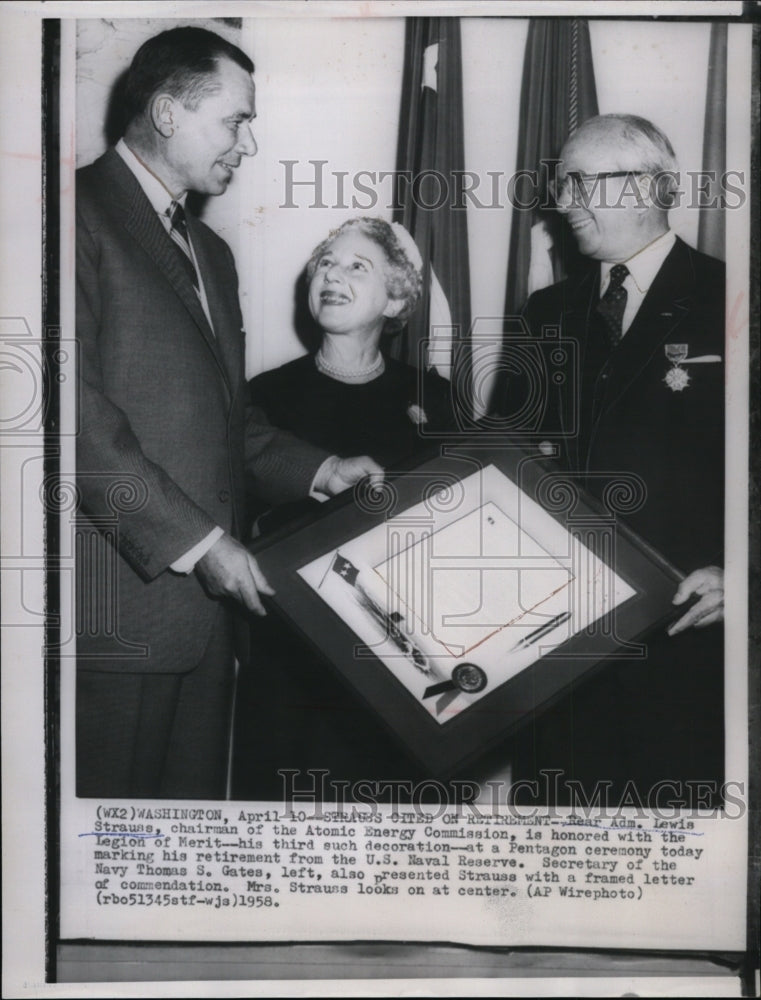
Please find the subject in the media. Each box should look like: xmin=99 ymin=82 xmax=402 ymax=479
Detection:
xmin=236 ymin=123 xmax=257 ymax=157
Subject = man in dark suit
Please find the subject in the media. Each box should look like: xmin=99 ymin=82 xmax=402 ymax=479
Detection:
xmin=512 ymin=114 xmax=725 ymax=806
xmin=75 ymin=27 xmax=380 ymax=799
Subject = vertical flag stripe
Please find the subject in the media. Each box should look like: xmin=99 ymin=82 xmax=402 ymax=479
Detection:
xmin=569 ymin=19 xmax=580 ymax=134
xmin=698 ymin=23 xmax=727 ymax=261
xmin=502 ymin=18 xmax=598 ymax=321
xmin=392 ymin=17 xmax=471 ymax=382
xmin=493 ymin=18 xmax=598 ymax=418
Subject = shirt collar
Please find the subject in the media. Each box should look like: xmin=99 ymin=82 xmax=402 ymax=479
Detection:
xmin=600 ymin=229 xmax=677 ymax=296
xmin=115 ymin=138 xmax=187 ymax=216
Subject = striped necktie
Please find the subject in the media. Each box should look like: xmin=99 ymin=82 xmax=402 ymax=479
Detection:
xmin=166 ymin=200 xmax=200 ymax=294
xmin=596 ymin=263 xmax=629 ymax=348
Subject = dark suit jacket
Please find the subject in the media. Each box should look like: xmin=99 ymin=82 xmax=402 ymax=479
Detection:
xmin=523 ymin=237 xmax=724 ymax=572
xmin=75 ymin=149 xmax=328 ymax=675
xmin=511 ymin=238 xmax=725 ymax=803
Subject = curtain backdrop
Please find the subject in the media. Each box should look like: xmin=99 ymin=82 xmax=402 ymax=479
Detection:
xmin=503 ymin=18 xmax=599 ymax=320
xmin=391 ymin=17 xmax=471 ymax=380
xmin=697 ymin=22 xmax=727 ymax=261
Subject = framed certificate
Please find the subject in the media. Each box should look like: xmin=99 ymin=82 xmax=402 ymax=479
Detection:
xmin=251 ymin=444 xmax=683 ymax=776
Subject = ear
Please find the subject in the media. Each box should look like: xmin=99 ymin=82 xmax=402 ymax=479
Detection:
xmin=151 ymin=94 xmax=176 ymax=138
xmin=383 ymin=298 xmax=405 ymax=319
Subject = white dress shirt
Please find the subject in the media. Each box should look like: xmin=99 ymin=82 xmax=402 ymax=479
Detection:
xmin=600 ymin=229 xmax=676 ymax=336
xmin=116 ymin=139 xmax=215 ymax=330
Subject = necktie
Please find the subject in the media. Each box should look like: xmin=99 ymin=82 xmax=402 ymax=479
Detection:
xmin=166 ymin=201 xmax=200 ymax=294
xmin=596 ymin=263 xmax=629 ymax=348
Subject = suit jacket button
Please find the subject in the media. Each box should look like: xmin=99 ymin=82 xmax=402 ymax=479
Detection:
xmin=218 ymin=489 xmax=230 ymax=503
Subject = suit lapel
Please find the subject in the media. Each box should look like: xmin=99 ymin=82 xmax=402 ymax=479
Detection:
xmin=557 ymin=268 xmax=599 ymax=470
xmin=103 ymin=150 xmax=233 ymax=398
xmin=187 ymin=215 xmax=241 ymax=393
xmin=596 ymin=239 xmax=695 ymax=414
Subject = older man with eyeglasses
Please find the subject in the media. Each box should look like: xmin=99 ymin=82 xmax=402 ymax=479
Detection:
xmin=510 ymin=114 xmax=726 ymax=808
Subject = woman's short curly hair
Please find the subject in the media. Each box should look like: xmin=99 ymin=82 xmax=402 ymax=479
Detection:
xmin=306 ymin=217 xmax=423 ymax=333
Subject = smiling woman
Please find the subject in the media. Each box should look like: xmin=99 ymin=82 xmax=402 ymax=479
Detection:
xmin=308 ymin=230 xmax=404 ymax=341
xmin=246 ymin=217 xmax=452 ymax=474
xmin=233 ymin=218 xmax=456 ymax=800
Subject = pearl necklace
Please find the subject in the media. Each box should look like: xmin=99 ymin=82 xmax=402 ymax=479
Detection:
xmin=315 ymin=348 xmax=385 ymax=384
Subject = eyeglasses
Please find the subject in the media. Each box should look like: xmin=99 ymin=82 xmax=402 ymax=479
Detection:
xmin=549 ymin=171 xmax=646 ymax=205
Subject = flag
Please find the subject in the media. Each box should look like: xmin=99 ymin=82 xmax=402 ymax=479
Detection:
xmin=331 ymin=554 xmax=359 ymax=587
xmin=391 ymin=17 xmax=471 ymax=382
xmin=503 ymin=18 xmax=599 ymax=319
xmin=697 ymin=23 xmax=727 ymax=261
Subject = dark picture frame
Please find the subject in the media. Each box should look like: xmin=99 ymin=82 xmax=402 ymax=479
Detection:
xmin=251 ymin=442 xmax=684 ymax=777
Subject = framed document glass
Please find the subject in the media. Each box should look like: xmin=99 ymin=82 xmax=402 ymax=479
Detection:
xmin=252 ymin=444 xmax=683 ymax=776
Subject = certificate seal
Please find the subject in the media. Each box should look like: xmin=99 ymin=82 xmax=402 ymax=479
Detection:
xmin=452 ymin=663 xmax=487 ymax=693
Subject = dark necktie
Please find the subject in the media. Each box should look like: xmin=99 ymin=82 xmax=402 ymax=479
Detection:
xmin=596 ymin=263 xmax=629 ymax=348
xmin=166 ymin=201 xmax=200 ymax=294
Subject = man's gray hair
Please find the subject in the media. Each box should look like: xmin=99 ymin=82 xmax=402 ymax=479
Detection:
xmin=575 ymin=113 xmax=680 ymax=208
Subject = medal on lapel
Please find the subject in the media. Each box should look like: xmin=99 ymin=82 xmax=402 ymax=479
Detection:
xmin=664 ymin=343 xmax=690 ymax=392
